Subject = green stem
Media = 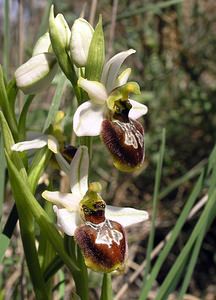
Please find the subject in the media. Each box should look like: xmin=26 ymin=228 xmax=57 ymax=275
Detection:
xmin=65 ymin=235 xmax=89 ymax=300
xmin=100 ymin=273 xmax=113 ymax=300
xmin=17 ymin=208 xmax=50 ymax=299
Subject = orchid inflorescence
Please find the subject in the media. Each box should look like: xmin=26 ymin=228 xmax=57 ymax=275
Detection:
xmin=12 ymin=5 xmax=149 ymax=275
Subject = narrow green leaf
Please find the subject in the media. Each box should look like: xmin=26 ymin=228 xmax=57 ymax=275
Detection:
xmin=139 ymin=171 xmax=204 ymax=299
xmin=43 ymin=74 xmax=66 ymax=132
xmin=6 ymin=78 xmax=18 ymax=113
xmin=207 ymin=144 xmax=216 ymax=174
xmin=0 ymin=67 xmax=18 ymax=140
xmin=17 ymin=206 xmax=49 ymax=300
xmin=155 ymin=189 xmax=216 ymax=300
xmin=18 ymin=95 xmax=35 ymax=140
xmin=0 ymin=111 xmax=27 ymax=179
xmin=177 ymin=225 xmax=206 ymax=299
xmin=44 ymin=255 xmax=64 ymax=282
xmin=5 ymin=151 xmax=79 ymax=273
xmin=85 ymin=16 xmax=105 ymax=81
xmin=28 ymin=147 xmax=52 ymax=194
xmin=143 ymin=128 xmax=166 ymax=285
xmin=100 ymin=273 xmax=113 ymax=300
xmin=0 ymin=134 xmax=6 ymax=225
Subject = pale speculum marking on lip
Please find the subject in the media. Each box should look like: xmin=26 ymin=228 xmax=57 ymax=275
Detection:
xmin=114 ymin=120 xmax=144 ymax=149
xmin=86 ymin=219 xmax=123 ymax=248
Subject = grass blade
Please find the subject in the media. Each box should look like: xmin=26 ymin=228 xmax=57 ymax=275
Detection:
xmin=142 ymin=128 xmax=166 ymax=285
xmin=177 ymin=224 xmax=206 ymax=299
xmin=0 ymin=134 xmax=6 ymax=225
xmin=43 ymin=74 xmax=67 ymax=132
xmin=5 ymin=150 xmax=79 ymax=274
xmin=154 ymin=189 xmax=216 ymax=300
xmin=139 ymin=170 xmax=204 ymax=299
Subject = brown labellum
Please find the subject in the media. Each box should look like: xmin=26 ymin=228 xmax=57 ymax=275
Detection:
xmin=74 ymin=219 xmax=127 ymax=273
xmin=101 ymin=119 xmax=145 ymax=172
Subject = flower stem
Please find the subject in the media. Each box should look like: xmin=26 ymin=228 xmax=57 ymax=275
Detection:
xmin=65 ymin=236 xmax=89 ymax=300
xmin=100 ymin=273 xmax=113 ymax=300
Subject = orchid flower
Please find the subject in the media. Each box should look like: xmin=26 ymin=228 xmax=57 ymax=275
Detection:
xmin=11 ymin=134 xmax=70 ymax=174
xmin=42 ymin=146 xmax=149 ymax=272
xmin=73 ymin=49 xmax=148 ymax=172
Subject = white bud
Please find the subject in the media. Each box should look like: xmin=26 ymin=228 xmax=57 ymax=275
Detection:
xmin=55 ymin=13 xmax=71 ymax=49
xmin=70 ymin=18 xmax=94 ymax=67
xmin=15 ymin=53 xmax=58 ymax=94
xmin=32 ymin=32 xmax=52 ymax=56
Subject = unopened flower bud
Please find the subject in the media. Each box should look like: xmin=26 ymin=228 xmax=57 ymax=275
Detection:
xmin=70 ymin=18 xmax=94 ymax=67
xmin=49 ymin=6 xmax=71 ymax=51
xmin=32 ymin=32 xmax=51 ymax=56
xmin=101 ymin=119 xmax=145 ymax=172
xmin=15 ymin=53 xmax=58 ymax=94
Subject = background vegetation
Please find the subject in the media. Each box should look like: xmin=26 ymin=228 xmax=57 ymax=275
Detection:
xmin=0 ymin=0 xmax=215 ymax=299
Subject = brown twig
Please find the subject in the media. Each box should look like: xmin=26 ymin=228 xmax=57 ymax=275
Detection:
xmin=107 ymin=0 xmax=119 ymax=59
xmin=89 ymin=0 xmax=98 ymax=26
xmin=18 ymin=0 xmax=24 ymax=112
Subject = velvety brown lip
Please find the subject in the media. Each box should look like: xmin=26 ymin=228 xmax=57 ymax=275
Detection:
xmin=101 ymin=118 xmax=144 ymax=169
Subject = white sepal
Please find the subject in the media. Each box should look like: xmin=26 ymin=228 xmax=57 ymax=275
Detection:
xmin=70 ymin=146 xmax=89 ymax=198
xmin=105 ymin=205 xmax=149 ymax=227
xmin=101 ymin=49 xmax=136 ymax=93
xmin=55 ymin=152 xmax=70 ymax=174
xmin=11 ymin=136 xmax=48 ymax=152
xmin=73 ymin=101 xmax=104 ymax=136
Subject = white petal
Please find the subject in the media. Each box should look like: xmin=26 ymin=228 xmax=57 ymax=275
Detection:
xmin=128 ymin=99 xmax=148 ymax=120
xmin=70 ymin=146 xmax=89 ymax=198
xmin=78 ymin=77 xmax=108 ymax=105
xmin=54 ymin=152 xmax=70 ymax=174
xmin=114 ymin=68 xmax=131 ymax=89
xmin=106 ymin=205 xmax=149 ymax=227
xmin=42 ymin=190 xmax=80 ymax=210
xmin=11 ymin=136 xmax=48 ymax=152
xmin=73 ymin=101 xmax=104 ymax=136
xmin=53 ymin=206 xmax=81 ymax=236
xmin=101 ymin=49 xmax=136 ymax=93
xmin=47 ymin=135 xmax=59 ymax=153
